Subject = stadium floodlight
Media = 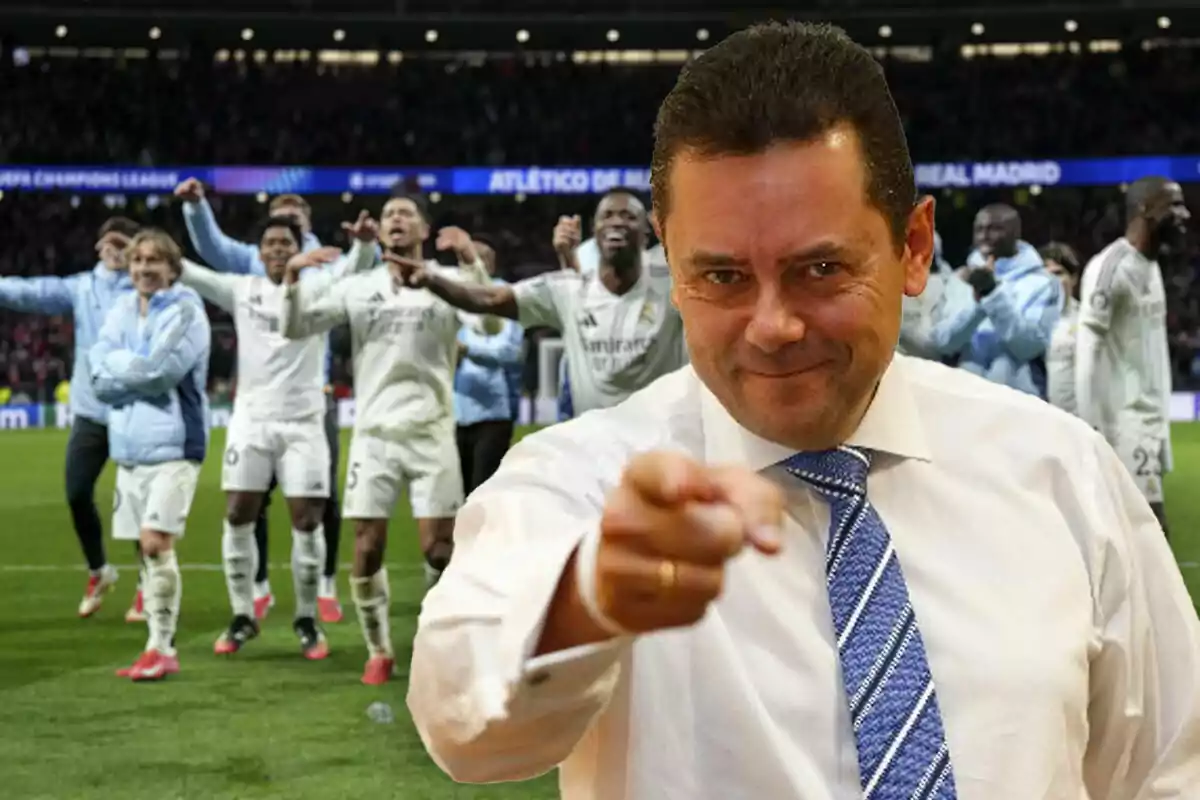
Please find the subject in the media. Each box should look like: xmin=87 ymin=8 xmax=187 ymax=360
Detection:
xmin=255 ymin=191 xmax=268 ymax=203
xmin=1064 ymin=20 xmax=1078 ymax=33
xmin=341 ymin=192 xmax=353 ymax=203
xmin=879 ymin=25 xmax=893 ymax=38
xmin=333 ymin=29 xmax=346 ymax=42
xmin=1029 ymin=184 xmax=1043 ymax=196
xmin=970 ymin=22 xmax=985 ymax=36
xmin=1158 ymin=16 xmax=1172 ymax=30
xmin=241 ymin=28 xmax=254 ymax=41
xmin=516 ymin=29 xmax=530 ymax=43
xmin=696 ymin=28 xmax=710 ymax=42
xmin=55 ymin=25 xmax=68 ymax=39
xmin=606 ymin=29 xmax=620 ymax=43
xmin=425 ymin=29 xmax=438 ymax=43
xmin=430 ymin=192 xmax=442 ymax=204
xmin=149 ymin=27 xmax=162 ymax=41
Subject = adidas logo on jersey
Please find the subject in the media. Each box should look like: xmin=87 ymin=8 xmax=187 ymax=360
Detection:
xmin=249 ymin=294 xmax=263 ymax=306
xmin=578 ymin=312 xmax=598 ymax=328
xmin=368 ymin=292 xmax=386 ymax=304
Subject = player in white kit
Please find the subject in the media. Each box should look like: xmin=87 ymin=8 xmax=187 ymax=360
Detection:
xmin=281 ymin=193 xmax=493 ymax=685
xmin=1041 ymin=242 xmax=1082 ymax=415
xmin=180 ymin=213 xmax=378 ymax=658
xmin=398 ymin=189 xmax=689 ymax=415
xmin=1076 ymin=176 xmax=1191 ymax=535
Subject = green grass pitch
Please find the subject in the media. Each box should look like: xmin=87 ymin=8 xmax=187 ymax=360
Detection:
xmin=0 ymin=424 xmax=1196 ymax=799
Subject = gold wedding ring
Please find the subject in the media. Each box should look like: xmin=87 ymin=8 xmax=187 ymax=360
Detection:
xmin=658 ymin=559 xmax=678 ymax=593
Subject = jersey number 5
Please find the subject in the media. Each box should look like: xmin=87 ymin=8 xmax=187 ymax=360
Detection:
xmin=347 ymin=462 xmax=361 ymax=490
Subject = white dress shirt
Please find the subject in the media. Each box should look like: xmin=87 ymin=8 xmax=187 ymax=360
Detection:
xmin=408 ymin=355 xmax=1200 ymax=799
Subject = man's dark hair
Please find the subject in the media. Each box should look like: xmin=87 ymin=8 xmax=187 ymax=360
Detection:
xmin=650 ymin=21 xmax=915 ymax=250
xmin=387 ymin=189 xmax=432 ymax=225
xmin=1126 ymin=176 xmax=1171 ymax=223
xmin=1038 ymin=241 xmax=1080 ymax=275
xmin=98 ymin=216 xmax=139 ymax=240
xmin=258 ymin=215 xmax=304 ymax=249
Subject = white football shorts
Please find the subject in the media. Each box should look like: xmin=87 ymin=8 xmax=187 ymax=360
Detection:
xmin=113 ymin=460 xmax=202 ymax=540
xmin=221 ymin=412 xmax=331 ymax=498
xmin=342 ymin=426 xmax=464 ymax=521
xmin=1113 ymin=429 xmax=1165 ymax=504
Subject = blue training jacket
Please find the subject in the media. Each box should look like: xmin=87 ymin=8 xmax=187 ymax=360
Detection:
xmin=454 ymin=307 xmax=524 ymax=426
xmin=932 ymin=240 xmax=1062 ymax=397
xmin=0 ymin=263 xmax=134 ymax=425
xmin=90 ymin=284 xmax=211 ymax=466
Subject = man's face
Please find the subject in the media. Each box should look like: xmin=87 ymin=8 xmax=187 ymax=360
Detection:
xmin=96 ymin=233 xmax=131 ymax=272
xmin=1146 ymin=182 xmax=1191 ymax=246
xmin=129 ymin=241 xmax=176 ymax=298
xmin=260 ymin=225 xmax=301 ymax=283
xmin=594 ymin=193 xmax=648 ymax=269
xmin=272 ymin=201 xmax=311 ymax=235
xmin=1045 ymin=260 xmax=1077 ymax=300
xmin=972 ymin=208 xmax=1019 ymax=259
xmin=380 ymin=198 xmax=430 ymax=252
xmin=658 ymin=128 xmax=933 ymax=451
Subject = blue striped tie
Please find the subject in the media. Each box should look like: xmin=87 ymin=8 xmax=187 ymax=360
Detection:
xmin=782 ymin=445 xmax=957 ymax=800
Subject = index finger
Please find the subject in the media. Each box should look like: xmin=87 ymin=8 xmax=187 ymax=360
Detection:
xmin=623 ymin=451 xmax=724 ymax=508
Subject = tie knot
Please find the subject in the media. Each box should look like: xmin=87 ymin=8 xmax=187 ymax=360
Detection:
xmin=779 ymin=445 xmax=872 ymax=496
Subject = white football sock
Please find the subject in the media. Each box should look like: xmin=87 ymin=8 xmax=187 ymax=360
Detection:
xmin=145 ymin=550 xmax=181 ymax=656
xmin=253 ymin=579 xmax=271 ymax=599
xmin=350 ymin=567 xmax=392 ymax=658
xmin=291 ymin=525 xmax=326 ymax=621
xmin=318 ymin=575 xmax=337 ymax=599
xmin=222 ymin=520 xmax=257 ymax=619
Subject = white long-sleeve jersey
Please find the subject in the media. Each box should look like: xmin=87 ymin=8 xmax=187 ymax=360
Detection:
xmin=181 ymin=241 xmax=375 ymax=421
xmin=1075 ymin=237 xmax=1171 ymax=448
xmin=280 ymin=257 xmax=491 ymax=438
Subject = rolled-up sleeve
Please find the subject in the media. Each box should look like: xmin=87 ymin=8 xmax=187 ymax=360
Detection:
xmin=407 ymin=427 xmax=630 ymax=784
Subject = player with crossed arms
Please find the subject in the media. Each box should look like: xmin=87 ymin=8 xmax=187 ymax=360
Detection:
xmin=91 ymin=229 xmax=211 ymax=682
xmin=179 ymin=212 xmax=379 ymax=659
xmin=281 ymin=193 xmax=495 ymax=685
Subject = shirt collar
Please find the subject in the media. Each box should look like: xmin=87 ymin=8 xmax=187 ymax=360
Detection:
xmin=700 ymin=355 xmax=933 ymax=472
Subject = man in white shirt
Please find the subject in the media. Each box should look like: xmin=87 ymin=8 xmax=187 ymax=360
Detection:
xmin=180 ymin=213 xmax=377 ymax=660
xmin=281 ymin=193 xmax=494 ymax=686
xmin=407 ymin=22 xmax=1200 ymax=799
xmin=1076 ymin=177 xmax=1191 ymax=537
xmin=394 ymin=190 xmax=688 ymax=415
xmin=1042 ymin=242 xmax=1082 ymax=415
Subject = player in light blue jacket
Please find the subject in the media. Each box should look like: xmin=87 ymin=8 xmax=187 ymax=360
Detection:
xmin=0 ymin=216 xmax=140 ymax=619
xmin=932 ymin=205 xmax=1062 ymax=397
xmin=173 ymin=178 xmax=346 ymax=621
xmin=90 ymin=228 xmax=211 ymax=682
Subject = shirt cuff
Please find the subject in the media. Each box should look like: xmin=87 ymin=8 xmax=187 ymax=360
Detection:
xmin=494 ymin=532 xmax=628 ymax=718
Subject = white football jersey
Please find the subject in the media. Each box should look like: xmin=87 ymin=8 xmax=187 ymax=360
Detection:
xmin=181 ymin=260 xmax=341 ymax=421
xmin=1046 ymin=295 xmax=1079 ymax=415
xmin=514 ymin=256 xmax=688 ymax=414
xmin=1076 ymin=237 xmax=1171 ymax=432
xmin=282 ymin=258 xmax=489 ymax=439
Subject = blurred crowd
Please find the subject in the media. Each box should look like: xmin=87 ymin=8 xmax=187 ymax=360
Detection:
xmin=2 ymin=46 xmax=1200 ymax=400
xmin=2 ymin=47 xmax=1199 ymax=167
